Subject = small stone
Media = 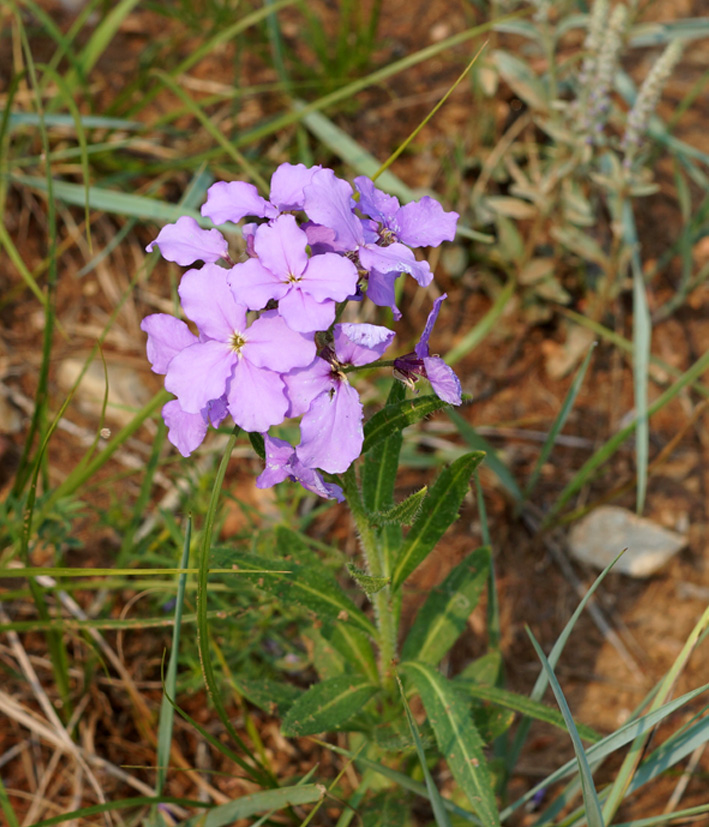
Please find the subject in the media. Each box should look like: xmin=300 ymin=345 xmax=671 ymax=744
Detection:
xmin=568 ymin=505 xmax=687 ymax=578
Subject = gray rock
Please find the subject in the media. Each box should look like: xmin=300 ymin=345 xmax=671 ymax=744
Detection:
xmin=567 ymin=505 xmax=687 ymax=578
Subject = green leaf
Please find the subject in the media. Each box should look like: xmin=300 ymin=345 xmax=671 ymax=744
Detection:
xmin=361 ymin=790 xmax=411 ymax=827
xmin=321 ymin=622 xmax=378 ymax=682
xmin=362 ymin=380 xmax=405 ymax=513
xmin=453 ymin=680 xmax=602 ymax=744
xmin=395 ymin=675 xmax=454 ymax=827
xmin=9 ymin=174 xmax=226 ymax=226
xmin=181 ymin=784 xmax=324 ymax=827
xmin=233 ymin=677 xmax=301 ymax=717
xmin=281 ymin=675 xmax=380 ymax=737
xmin=402 ymin=547 xmax=490 ymax=665
xmin=527 ymin=630 xmax=604 ymax=827
xmin=347 ymin=563 xmax=390 ymax=596
xmin=401 ymin=662 xmax=501 ymax=826
xmin=391 ymin=452 xmax=485 ymax=591
xmin=214 ymin=548 xmax=376 ymax=637
xmin=362 ymin=394 xmax=450 ymax=456
xmin=374 ymin=486 xmax=428 ymax=526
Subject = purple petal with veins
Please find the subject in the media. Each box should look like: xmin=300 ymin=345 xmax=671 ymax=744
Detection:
xmin=201 ymin=181 xmax=277 ymax=225
xmin=141 ymin=315 xmax=197 ymax=374
xmin=415 ymin=293 xmax=447 ymax=358
xmin=424 ymin=356 xmax=462 ymax=405
xmin=269 ymin=163 xmax=321 ymax=210
xmin=146 ymin=216 xmax=228 ymax=266
xmin=162 ymin=400 xmax=209 ymax=457
xmin=334 ymin=323 xmax=394 ymax=366
xmin=227 ymin=359 xmax=288 ymax=432
xmin=296 ymin=381 xmax=363 ymax=473
xmin=359 ymin=242 xmax=432 ymax=287
xmin=303 ymin=169 xmax=362 ymax=251
xmin=396 ymin=197 xmax=459 ymax=247
xmin=179 ymin=264 xmax=248 ymax=342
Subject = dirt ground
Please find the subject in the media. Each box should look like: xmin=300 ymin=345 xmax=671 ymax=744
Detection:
xmin=3 ymin=0 xmax=709 ymax=823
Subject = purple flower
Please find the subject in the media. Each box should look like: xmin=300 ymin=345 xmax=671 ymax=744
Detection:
xmin=201 ymin=163 xmax=321 ymax=226
xmin=228 ymin=214 xmax=358 ymax=331
xmin=163 ymin=264 xmax=316 ymax=433
xmin=394 ymin=294 xmax=462 ymax=405
xmin=140 ymin=314 xmax=228 ymax=455
xmin=285 ymin=323 xmax=395 ymax=473
xmin=355 ymin=177 xmax=459 ymax=248
xmin=161 ymin=397 xmax=228 ymax=457
xmin=145 ymin=215 xmax=228 ymax=266
xmin=256 ymin=435 xmax=344 ymax=501
xmin=303 ymin=169 xmax=434 ymax=290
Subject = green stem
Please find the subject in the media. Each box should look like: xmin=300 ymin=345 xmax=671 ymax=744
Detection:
xmin=341 ymin=466 xmax=397 ymax=688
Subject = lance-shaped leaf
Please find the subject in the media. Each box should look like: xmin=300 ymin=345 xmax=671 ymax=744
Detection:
xmin=362 ymin=380 xmax=405 ymax=513
xmin=374 ymin=486 xmax=428 ymax=526
xmin=402 ymin=546 xmax=490 ymax=664
xmin=214 ymin=548 xmax=375 ymax=637
xmin=322 ymin=622 xmax=379 ymax=682
xmin=281 ymin=675 xmax=380 ymax=737
xmin=453 ymin=680 xmax=602 ymax=744
xmin=181 ymin=784 xmax=324 ymax=827
xmin=401 ymin=661 xmax=501 ymax=827
xmin=232 ymin=677 xmax=301 ymax=717
xmin=363 ymin=394 xmax=449 ymax=455
xmin=391 ymin=452 xmax=485 ymax=591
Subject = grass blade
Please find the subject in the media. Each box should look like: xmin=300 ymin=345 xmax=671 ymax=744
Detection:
xmin=395 ymin=675 xmax=453 ymax=827
xmin=527 ymin=629 xmax=605 ymax=827
xmin=153 ymin=517 xmax=192 ymax=802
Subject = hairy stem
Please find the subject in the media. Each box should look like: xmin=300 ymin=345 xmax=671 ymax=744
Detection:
xmin=342 ymin=465 xmax=397 ymax=688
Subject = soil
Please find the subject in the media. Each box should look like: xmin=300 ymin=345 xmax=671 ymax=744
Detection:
xmin=3 ymin=0 xmax=709 ymax=824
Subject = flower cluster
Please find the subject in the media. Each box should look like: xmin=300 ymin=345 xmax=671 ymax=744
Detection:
xmin=142 ymin=163 xmax=461 ymax=500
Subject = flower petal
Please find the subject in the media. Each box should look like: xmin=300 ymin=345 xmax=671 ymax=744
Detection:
xmin=334 ymin=323 xmax=394 ymax=366
xmin=244 ymin=310 xmax=316 ymax=372
xmin=162 ymin=399 xmax=208 ymax=457
xmin=300 ymin=252 xmax=359 ymax=303
xmin=282 ymin=358 xmax=332 ymax=418
xmin=141 ymin=314 xmax=197 ymax=374
xmin=424 ymin=356 xmax=462 ymax=405
xmin=179 ymin=263 xmax=248 ymax=341
xmin=279 ymin=289 xmax=336 ymax=334
xmin=396 ymin=197 xmax=459 ymax=247
xmin=297 ymin=381 xmax=363 ymax=473
xmin=303 ymin=169 xmax=362 ymax=251
xmin=359 ymin=242 xmax=432 ymax=287
xmin=415 ymin=293 xmax=447 ymax=359
xmin=165 ymin=340 xmax=234 ymax=414
xmin=269 ymin=163 xmax=321 ymax=211
xmin=228 ymin=258 xmax=286 ymax=310
xmin=201 ymin=180 xmax=277 ymax=225
xmin=227 ymin=359 xmax=288 ymax=432
xmin=354 ymin=176 xmax=400 ymax=226
xmin=253 ymin=214 xmax=309 ymax=281
xmin=256 ymin=435 xmax=296 ymax=487
xmin=146 ymin=216 xmax=228 ymax=265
